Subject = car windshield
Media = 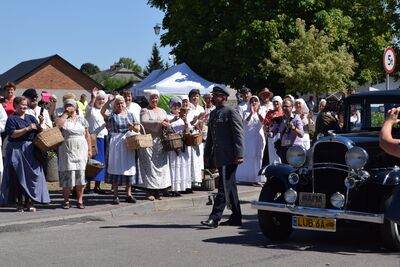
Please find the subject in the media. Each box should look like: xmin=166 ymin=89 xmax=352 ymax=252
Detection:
xmin=347 ymin=101 xmax=397 ymax=131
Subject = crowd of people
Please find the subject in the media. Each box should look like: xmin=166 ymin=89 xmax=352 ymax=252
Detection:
xmin=0 ymin=81 xmax=343 ymax=212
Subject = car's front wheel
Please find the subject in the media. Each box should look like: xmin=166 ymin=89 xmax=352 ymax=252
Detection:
xmin=257 ymin=179 xmax=292 ymax=241
xmin=380 ymin=193 xmax=400 ymax=251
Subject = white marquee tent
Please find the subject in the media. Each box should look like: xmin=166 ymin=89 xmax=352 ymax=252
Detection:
xmin=130 ymin=63 xmax=223 ymax=97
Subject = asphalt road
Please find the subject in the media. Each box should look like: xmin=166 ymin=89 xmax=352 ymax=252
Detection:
xmin=0 ymin=203 xmax=399 ymax=267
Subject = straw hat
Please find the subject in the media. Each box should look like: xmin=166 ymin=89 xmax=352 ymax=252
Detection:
xmin=258 ymin=88 xmax=273 ymax=99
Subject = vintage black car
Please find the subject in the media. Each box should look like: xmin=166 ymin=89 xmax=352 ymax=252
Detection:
xmin=252 ymin=90 xmax=400 ymax=251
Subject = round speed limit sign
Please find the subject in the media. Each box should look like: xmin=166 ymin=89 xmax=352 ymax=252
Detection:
xmin=383 ymin=47 xmax=396 ymax=73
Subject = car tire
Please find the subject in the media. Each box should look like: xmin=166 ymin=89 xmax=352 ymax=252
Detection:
xmin=380 ymin=193 xmax=400 ymax=251
xmin=257 ymin=179 xmax=292 ymax=241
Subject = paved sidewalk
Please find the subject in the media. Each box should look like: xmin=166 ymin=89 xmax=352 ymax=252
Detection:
xmin=0 ymin=185 xmax=261 ymax=227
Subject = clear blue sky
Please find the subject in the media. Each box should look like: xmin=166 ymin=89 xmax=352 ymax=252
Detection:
xmin=0 ymin=0 xmax=170 ymax=73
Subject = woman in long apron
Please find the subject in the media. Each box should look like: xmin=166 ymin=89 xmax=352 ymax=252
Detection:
xmin=166 ymin=97 xmax=191 ymax=196
xmin=139 ymin=89 xmax=171 ymax=201
xmin=102 ymin=95 xmax=140 ymax=204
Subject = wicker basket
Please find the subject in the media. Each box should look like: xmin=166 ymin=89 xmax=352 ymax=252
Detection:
xmin=201 ymin=169 xmax=215 ymax=191
xmin=161 ymin=128 xmax=183 ymax=151
xmin=85 ymin=159 xmax=105 ymax=178
xmin=183 ymin=131 xmax=203 ymax=146
xmin=125 ymin=124 xmax=153 ymax=150
xmin=201 ymin=178 xmax=215 ymax=191
xmin=33 ymin=127 xmax=64 ymax=152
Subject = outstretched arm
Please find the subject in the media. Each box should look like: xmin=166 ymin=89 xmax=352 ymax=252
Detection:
xmin=380 ymin=107 xmax=400 ymax=157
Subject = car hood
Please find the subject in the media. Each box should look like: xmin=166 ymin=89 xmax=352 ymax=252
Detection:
xmin=319 ymin=132 xmax=398 ymax=168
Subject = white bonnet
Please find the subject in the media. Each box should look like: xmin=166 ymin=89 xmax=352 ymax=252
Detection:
xmin=271 ymin=96 xmax=283 ymax=105
xmin=144 ymin=89 xmax=160 ymax=102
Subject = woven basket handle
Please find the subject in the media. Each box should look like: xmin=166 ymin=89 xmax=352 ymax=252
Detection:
xmin=138 ymin=124 xmax=146 ymax=135
xmin=126 ymin=111 xmax=145 ymax=135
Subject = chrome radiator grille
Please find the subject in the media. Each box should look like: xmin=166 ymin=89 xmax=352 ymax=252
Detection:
xmin=312 ymin=141 xmax=349 ymax=206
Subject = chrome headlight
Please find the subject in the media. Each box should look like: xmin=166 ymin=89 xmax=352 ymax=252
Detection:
xmin=288 ymin=173 xmax=299 ymax=185
xmin=330 ymin=192 xmax=345 ymax=208
xmin=286 ymin=145 xmax=306 ymax=168
xmin=344 ymin=177 xmax=356 ymax=189
xmin=345 ymin=146 xmax=368 ymax=170
xmin=284 ymin=188 xmax=297 ymax=204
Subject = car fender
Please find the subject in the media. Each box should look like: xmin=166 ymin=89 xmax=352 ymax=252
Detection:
xmin=258 ymin=163 xmax=295 ymax=189
xmin=372 ymin=170 xmax=400 ymax=186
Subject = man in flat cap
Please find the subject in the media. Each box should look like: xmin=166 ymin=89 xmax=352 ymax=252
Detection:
xmin=236 ymin=86 xmax=252 ymax=119
xmin=201 ymin=86 xmax=244 ymax=228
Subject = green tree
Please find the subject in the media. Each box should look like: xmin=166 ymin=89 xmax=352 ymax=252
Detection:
xmin=115 ymin=57 xmax=142 ymax=74
xmin=261 ymin=19 xmax=355 ymax=94
xmin=80 ymin=63 xmax=100 ymax=76
xmin=144 ymin=43 xmax=165 ymax=76
xmin=148 ymin=0 xmax=399 ymax=92
xmin=102 ymin=77 xmax=131 ymax=92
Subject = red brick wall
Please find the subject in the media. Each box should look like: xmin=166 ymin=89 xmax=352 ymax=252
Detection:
xmin=17 ymin=57 xmax=100 ymax=90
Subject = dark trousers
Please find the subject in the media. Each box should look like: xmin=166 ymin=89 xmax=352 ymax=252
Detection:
xmin=277 ymin=146 xmax=289 ymax=164
xmin=209 ymin=164 xmax=242 ymax=222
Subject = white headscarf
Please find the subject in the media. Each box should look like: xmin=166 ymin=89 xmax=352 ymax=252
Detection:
xmin=246 ymin=95 xmax=260 ymax=112
xmin=295 ymin=98 xmax=309 ymax=113
xmin=144 ymin=89 xmax=160 ymax=102
xmin=64 ymin=99 xmax=77 ymax=109
xmin=95 ymin=90 xmax=107 ymax=100
xmin=284 ymin=94 xmax=295 ymax=104
xmin=271 ymin=96 xmax=283 ymax=105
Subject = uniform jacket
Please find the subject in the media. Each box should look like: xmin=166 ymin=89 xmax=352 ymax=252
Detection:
xmin=204 ymin=104 xmax=244 ymax=167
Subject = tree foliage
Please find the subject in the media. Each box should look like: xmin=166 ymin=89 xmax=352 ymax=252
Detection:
xmin=92 ymin=74 xmax=131 ymax=92
xmin=148 ymin=0 xmax=399 ymax=93
xmin=80 ymin=62 xmax=100 ymax=76
xmin=144 ymin=43 xmax=165 ymax=76
xmin=115 ymin=57 xmax=142 ymax=74
xmin=261 ymin=19 xmax=355 ymax=94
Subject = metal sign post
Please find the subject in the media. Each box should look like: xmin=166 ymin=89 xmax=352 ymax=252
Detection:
xmin=383 ymin=47 xmax=396 ymax=90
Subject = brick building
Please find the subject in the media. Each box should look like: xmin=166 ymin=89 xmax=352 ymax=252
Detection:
xmin=0 ymin=54 xmax=104 ymax=107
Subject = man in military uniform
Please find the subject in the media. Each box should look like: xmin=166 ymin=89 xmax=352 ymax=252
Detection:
xmin=201 ymin=86 xmax=244 ymax=228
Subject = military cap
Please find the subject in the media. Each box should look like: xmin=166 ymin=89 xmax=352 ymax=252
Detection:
xmin=211 ymin=85 xmax=229 ymax=96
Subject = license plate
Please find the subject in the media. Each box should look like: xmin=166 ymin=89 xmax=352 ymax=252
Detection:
xmin=299 ymin=192 xmax=326 ymax=208
xmin=292 ymin=216 xmax=336 ymax=232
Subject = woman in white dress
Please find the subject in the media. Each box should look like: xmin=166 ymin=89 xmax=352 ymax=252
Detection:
xmin=294 ymin=98 xmax=312 ymax=150
xmin=236 ymin=96 xmax=266 ymax=184
xmin=186 ymin=89 xmax=206 ymax=186
xmin=166 ymin=97 xmax=191 ymax=196
xmin=57 ymin=99 xmax=91 ymax=209
xmin=101 ymin=95 xmax=140 ymax=204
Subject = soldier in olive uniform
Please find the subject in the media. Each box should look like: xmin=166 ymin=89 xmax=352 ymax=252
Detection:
xmin=201 ymin=86 xmax=244 ymax=228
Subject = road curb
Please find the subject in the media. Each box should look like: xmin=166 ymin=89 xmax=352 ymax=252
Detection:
xmin=0 ymin=187 xmax=261 ymax=228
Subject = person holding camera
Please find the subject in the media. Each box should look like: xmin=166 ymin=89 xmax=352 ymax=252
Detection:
xmin=271 ymin=98 xmax=304 ymax=164
xmin=379 ymin=107 xmax=400 ymax=224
